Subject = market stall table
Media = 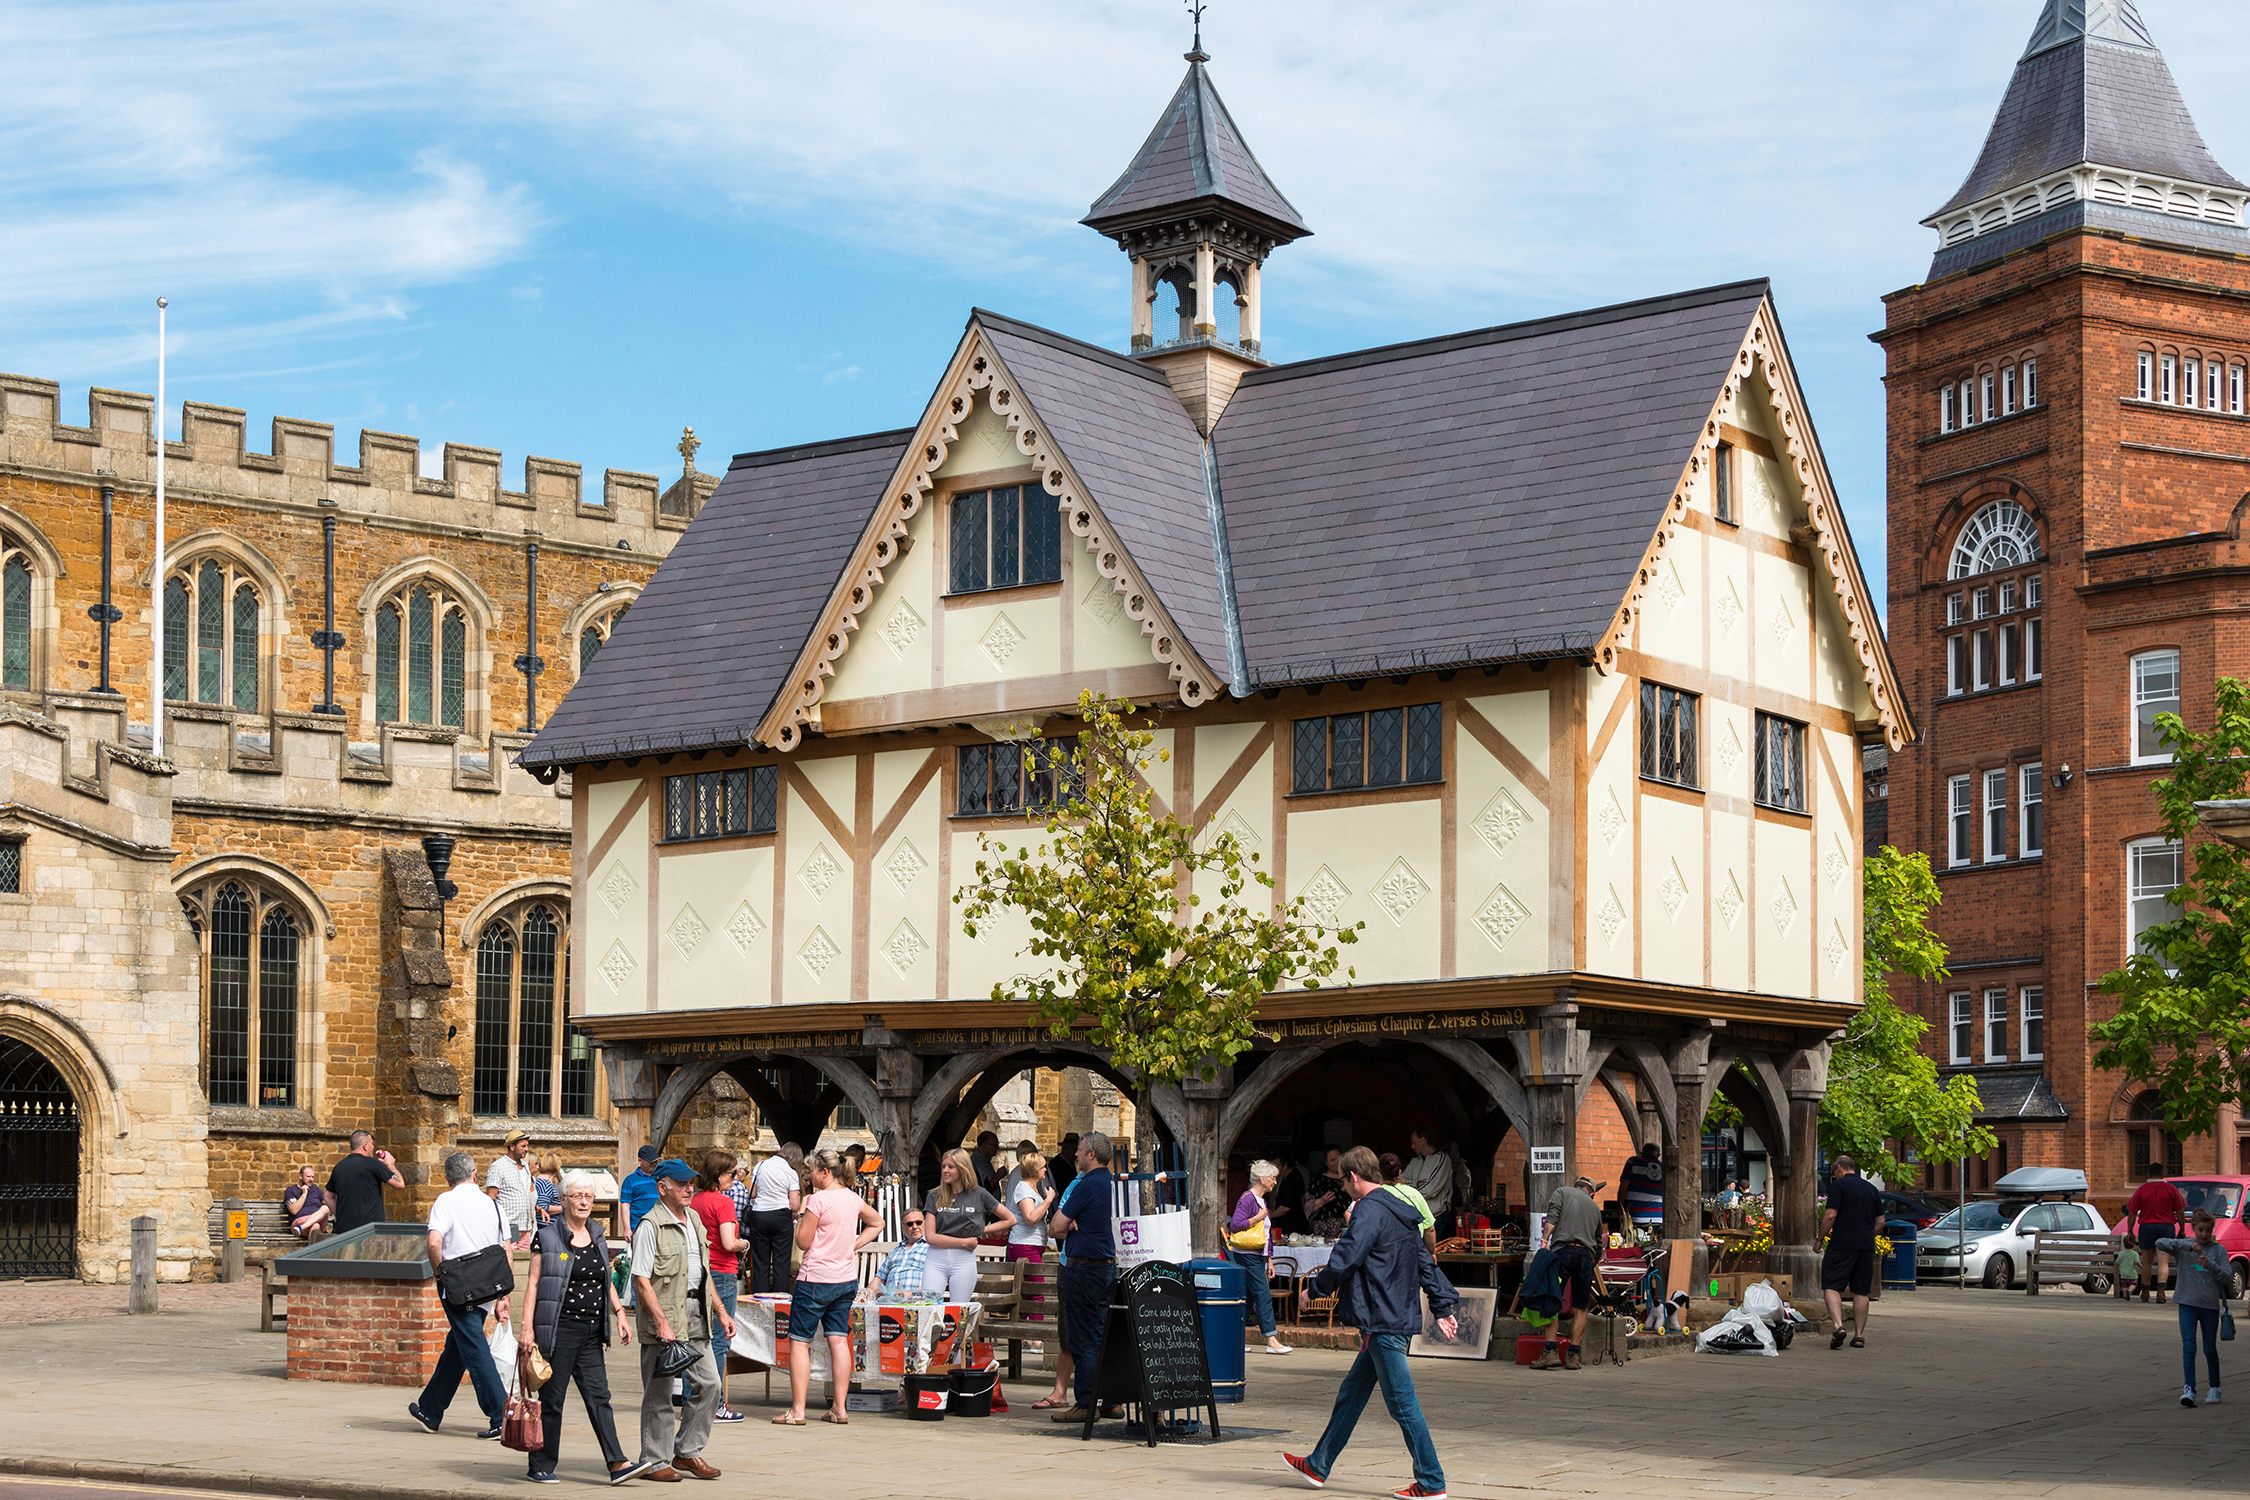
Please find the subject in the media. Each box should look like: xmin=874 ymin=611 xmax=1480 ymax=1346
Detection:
xmin=1435 ymin=1251 xmax=1524 ymax=1293
xmin=725 ymin=1296 xmax=986 ymax=1391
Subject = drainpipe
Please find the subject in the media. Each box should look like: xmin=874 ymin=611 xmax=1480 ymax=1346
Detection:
xmin=89 ymin=474 xmax=122 ymax=694
xmin=310 ymin=509 xmax=344 ymax=715
xmin=514 ymin=540 xmax=544 ymax=732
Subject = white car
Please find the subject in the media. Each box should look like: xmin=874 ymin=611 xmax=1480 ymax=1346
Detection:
xmin=1916 ymin=1198 xmax=2113 ymax=1290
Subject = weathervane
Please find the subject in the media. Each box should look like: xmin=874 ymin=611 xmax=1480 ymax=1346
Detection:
xmin=1185 ymin=0 xmax=1208 ymax=61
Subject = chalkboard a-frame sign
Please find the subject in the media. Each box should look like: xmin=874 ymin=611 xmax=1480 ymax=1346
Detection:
xmin=1084 ymin=1260 xmax=1220 ymax=1445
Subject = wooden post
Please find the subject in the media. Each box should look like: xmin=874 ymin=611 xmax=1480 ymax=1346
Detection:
xmin=129 ymin=1215 xmax=159 ymax=1314
xmin=2026 ymin=1231 xmax=2041 ymax=1296
xmin=221 ymin=1197 xmax=246 ymax=1284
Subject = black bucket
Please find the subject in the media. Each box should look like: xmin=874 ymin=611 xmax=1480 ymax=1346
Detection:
xmin=902 ymin=1372 xmax=948 ymax=1420
xmin=946 ymin=1366 xmax=997 ymax=1417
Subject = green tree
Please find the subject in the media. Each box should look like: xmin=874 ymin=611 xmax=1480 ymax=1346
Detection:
xmin=955 ymin=690 xmax=1360 ymax=1144
xmin=1820 ymin=846 xmax=1994 ymax=1185
xmin=2091 ymin=677 xmax=2250 ymax=1139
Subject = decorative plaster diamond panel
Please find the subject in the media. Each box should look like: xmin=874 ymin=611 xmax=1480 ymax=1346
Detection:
xmin=799 ymin=844 xmax=842 ymax=903
xmin=1297 ymin=866 xmax=1350 ymax=927
xmin=798 ymin=927 xmax=841 ymax=980
xmin=880 ymin=599 xmax=925 ymax=658
xmin=1596 ymin=886 xmax=1627 ymax=948
xmin=1717 ymin=721 xmax=1744 ymax=776
xmin=1825 ymin=835 xmax=1851 ymax=894
xmin=598 ymin=940 xmax=637 ymax=993
xmin=1717 ymin=579 xmax=1743 ymax=638
xmin=598 ymin=862 xmax=637 ymax=914
xmin=1716 ymin=872 xmax=1743 ymax=931
xmin=1373 ymin=858 xmax=1430 ymax=926
xmin=1655 ymin=559 xmax=1685 ymax=616
xmin=882 ymin=919 xmax=928 ymax=977
xmin=1473 ymin=883 xmax=1530 ymax=952
xmin=1769 ymin=597 xmax=1795 ymax=646
xmin=1658 ymin=861 xmax=1688 ymax=923
xmin=1770 ymin=879 xmax=1798 ymax=939
xmin=1824 ymin=921 xmax=1850 ymax=976
xmin=725 ymin=902 xmax=767 ymax=954
xmin=1081 ymin=577 xmax=1124 ymax=628
xmin=980 ymin=613 xmax=1026 ymax=670
xmin=668 ymin=904 xmax=708 ymax=959
xmin=1596 ymin=788 xmax=1626 ymax=848
xmin=1473 ymin=788 xmax=1528 ymax=855
xmin=1218 ymin=808 xmax=1261 ymax=851
xmin=884 ymin=839 xmax=928 ymax=895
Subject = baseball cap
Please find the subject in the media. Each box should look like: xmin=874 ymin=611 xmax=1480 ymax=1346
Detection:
xmin=653 ymin=1158 xmax=697 ymax=1184
xmin=637 ymin=1144 xmax=661 ymax=1162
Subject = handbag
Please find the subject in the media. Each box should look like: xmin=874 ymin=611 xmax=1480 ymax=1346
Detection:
xmin=436 ymin=1201 xmax=517 ymax=1310
xmin=2224 ymin=1308 xmax=2237 ymax=1342
xmin=652 ymin=1338 xmax=702 ymax=1378
xmin=1226 ymin=1220 xmax=1268 ymax=1251
xmin=525 ymin=1343 xmax=554 ymax=1389
xmin=500 ymin=1352 xmax=545 ymax=1453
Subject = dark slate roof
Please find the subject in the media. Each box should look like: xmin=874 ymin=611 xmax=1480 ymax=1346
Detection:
xmin=1084 ymin=62 xmax=1308 ymax=239
xmin=974 ymin=312 xmax=1232 ymax=682
xmin=519 ymin=429 xmax=911 ymax=769
xmin=1213 ymin=281 xmax=1770 ymax=687
xmin=1930 ymin=197 xmax=2250 ymax=279
xmin=1943 ymin=1068 xmax=2071 ymax=1122
xmin=1932 ymin=4 xmax=2243 ymax=219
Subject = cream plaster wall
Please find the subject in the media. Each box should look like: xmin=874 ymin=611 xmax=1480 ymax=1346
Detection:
xmin=1451 ymin=720 xmax=1546 ymax=974
xmin=931 ymin=397 xmax=1026 ymax=479
xmin=827 ymin=502 xmax=936 ymax=704
xmin=1637 ymin=796 xmax=1705 ymax=989
xmin=868 ymin=770 xmax=944 ymax=1005
xmin=1278 ymin=800 xmax=1443 ymax=984
xmin=656 ymin=846 xmax=773 ymax=1010
xmin=779 ymin=777 xmax=853 ymax=1006
xmin=1583 ymin=672 xmax=1634 ymax=980
xmin=583 ymin=780 xmax=647 ymax=1016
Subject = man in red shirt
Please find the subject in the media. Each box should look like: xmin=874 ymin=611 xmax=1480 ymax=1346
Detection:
xmin=2123 ymin=1177 xmax=2188 ymax=1303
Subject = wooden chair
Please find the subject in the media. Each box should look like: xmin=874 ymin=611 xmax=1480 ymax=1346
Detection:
xmin=1271 ymin=1255 xmax=1339 ymax=1327
xmin=980 ymin=1253 xmax=1063 ymax=1378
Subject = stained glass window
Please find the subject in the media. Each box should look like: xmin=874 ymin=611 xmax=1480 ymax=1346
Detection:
xmin=1 ymin=548 xmax=31 ymax=691
xmin=472 ymin=903 xmax=580 ymax=1120
xmin=185 ymin=878 xmax=300 ymax=1111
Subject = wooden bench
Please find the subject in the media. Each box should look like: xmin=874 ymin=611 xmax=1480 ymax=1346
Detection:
xmin=977 ymin=1254 xmax=1068 ymax=1379
xmin=206 ymin=1201 xmax=305 ymax=1255
xmin=261 ymin=1262 xmax=288 ymax=1332
xmin=2026 ymin=1229 xmax=2118 ymax=1295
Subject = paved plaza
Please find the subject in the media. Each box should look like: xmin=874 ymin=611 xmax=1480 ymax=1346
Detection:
xmin=0 ymin=1283 xmax=2239 ymax=1498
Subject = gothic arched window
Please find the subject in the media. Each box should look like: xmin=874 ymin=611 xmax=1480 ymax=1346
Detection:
xmin=577 ymin=603 xmax=629 ymax=677
xmin=373 ymin=580 xmax=470 ymax=728
xmin=181 ymin=878 xmax=302 ymax=1109
xmin=471 ymin=901 xmax=594 ymax=1118
xmin=1948 ymin=500 xmax=2041 ymax=579
xmin=1 ymin=531 xmax=35 ymax=692
xmin=2128 ymin=1090 xmax=2184 ymax=1180
xmin=162 ymin=557 xmax=261 ymax=709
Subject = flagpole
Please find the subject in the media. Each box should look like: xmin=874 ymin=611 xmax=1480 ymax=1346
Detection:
xmin=152 ymin=297 xmax=167 ymax=758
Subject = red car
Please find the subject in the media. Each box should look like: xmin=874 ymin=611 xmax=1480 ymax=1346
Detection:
xmin=2151 ymin=1177 xmax=2250 ymax=1298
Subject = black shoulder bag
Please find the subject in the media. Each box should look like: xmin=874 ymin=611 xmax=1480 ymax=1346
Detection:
xmin=436 ymin=1197 xmax=516 ymax=1311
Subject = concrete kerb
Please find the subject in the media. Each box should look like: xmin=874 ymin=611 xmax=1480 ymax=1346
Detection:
xmin=0 ymin=1457 xmax=486 ymax=1500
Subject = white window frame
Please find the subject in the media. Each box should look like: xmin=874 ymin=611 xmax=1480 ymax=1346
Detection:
xmin=2131 ymin=649 xmax=2181 ymax=764
xmin=1973 ymin=586 xmax=1992 ymax=619
xmin=2021 ymin=763 xmax=2043 ymax=858
xmin=1985 ymin=988 xmax=2009 ymax=1063
xmin=2232 ymin=362 xmax=2245 ymax=415
xmin=1998 ymin=579 xmax=2017 ymax=613
xmin=1960 ymin=379 xmax=1976 ymax=426
xmin=2185 ymin=357 xmax=2200 ymax=408
xmin=1984 ymin=769 xmax=2008 ymax=863
xmin=1950 ymin=992 xmax=1974 ymax=1066
xmin=1999 ymin=621 xmax=2019 ymax=685
xmin=1941 ymin=384 xmax=1956 ymax=433
xmin=1972 ymin=628 xmax=1992 ymax=690
xmin=1949 ymin=775 xmax=1974 ymax=867
xmin=2162 ymin=353 xmax=2178 ymax=404
xmin=2139 ymin=351 xmax=2155 ymax=401
xmin=1946 ymin=593 xmax=1965 ymax=626
xmin=1946 ymin=635 xmax=1965 ymax=696
xmin=2002 ymin=364 xmax=2018 ymax=415
xmin=2025 ymin=574 xmax=2041 ymax=608
xmin=2208 ymin=360 xmax=2224 ymax=411
xmin=2021 ymin=986 xmax=2045 ymax=1062
xmin=1980 ymin=373 xmax=1996 ymax=422
xmin=2128 ymin=837 xmax=2186 ymax=966
xmin=2022 ymin=358 xmax=2037 ymax=407
xmin=2025 ymin=616 xmax=2043 ymax=680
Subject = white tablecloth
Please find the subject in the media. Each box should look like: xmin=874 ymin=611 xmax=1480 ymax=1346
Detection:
xmin=1267 ymin=1242 xmax=1337 ymax=1277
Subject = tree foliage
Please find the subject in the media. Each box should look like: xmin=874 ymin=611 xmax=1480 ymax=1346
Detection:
xmin=955 ymin=692 xmax=1361 ymax=1090
xmin=2091 ymin=677 xmax=2250 ymax=1139
xmin=1820 ymin=846 xmax=1994 ymax=1184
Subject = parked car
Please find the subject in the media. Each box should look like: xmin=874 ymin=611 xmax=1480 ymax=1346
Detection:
xmin=1876 ymin=1189 xmax=1955 ymax=1228
xmin=2156 ymin=1177 xmax=2250 ymax=1298
xmin=1917 ymin=1197 xmax=2113 ymax=1290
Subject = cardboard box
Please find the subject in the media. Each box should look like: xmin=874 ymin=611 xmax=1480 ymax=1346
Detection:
xmin=1705 ymin=1271 xmax=1792 ymax=1304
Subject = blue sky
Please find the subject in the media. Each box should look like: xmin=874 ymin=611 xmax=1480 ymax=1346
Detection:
xmin=8 ymin=1 xmax=2250 ymax=612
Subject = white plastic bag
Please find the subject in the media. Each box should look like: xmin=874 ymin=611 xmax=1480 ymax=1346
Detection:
xmin=1741 ymin=1279 xmax=1784 ymax=1321
xmin=1694 ymin=1306 xmax=1777 ymax=1356
xmin=488 ymin=1320 xmax=520 ymax=1394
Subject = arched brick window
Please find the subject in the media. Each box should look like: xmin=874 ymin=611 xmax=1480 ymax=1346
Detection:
xmin=2128 ymin=1091 xmax=2184 ymax=1180
xmin=0 ymin=531 xmax=35 ymax=692
xmin=471 ymin=901 xmax=594 ymax=1119
xmin=181 ymin=878 xmax=302 ymax=1109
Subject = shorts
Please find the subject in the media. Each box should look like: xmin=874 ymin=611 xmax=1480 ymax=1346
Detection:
xmin=1822 ymin=1245 xmax=1876 ymax=1297
xmin=1552 ymin=1242 xmax=1596 ymax=1310
xmin=786 ymin=1278 xmax=856 ymax=1341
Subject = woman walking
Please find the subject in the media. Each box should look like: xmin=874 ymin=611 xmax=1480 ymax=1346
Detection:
xmin=1230 ymin=1160 xmax=1292 ymax=1355
xmin=2157 ymin=1209 xmax=2233 ymax=1408
xmin=520 ymin=1171 xmax=652 ymax=1485
xmin=777 ymin=1149 xmax=883 ymax=1426
xmin=742 ymin=1143 xmax=802 ymax=1296
xmin=922 ymin=1148 xmax=1014 ymax=1305
xmin=689 ymin=1150 xmax=747 ymax=1423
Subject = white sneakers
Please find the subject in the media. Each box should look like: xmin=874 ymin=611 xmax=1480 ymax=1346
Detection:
xmin=1265 ymin=1341 xmax=1294 ymax=1355
xmin=2208 ymin=1387 xmax=2222 ymax=1405
xmin=2183 ymin=1385 xmax=2198 ymax=1408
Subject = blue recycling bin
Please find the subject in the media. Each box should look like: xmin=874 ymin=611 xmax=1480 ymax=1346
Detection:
xmin=1187 ymin=1256 xmax=1246 ymax=1404
xmin=1881 ymin=1217 xmax=1918 ymax=1290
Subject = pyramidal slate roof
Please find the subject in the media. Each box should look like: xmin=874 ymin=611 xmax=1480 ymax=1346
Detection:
xmin=1932 ymin=0 xmax=2244 ymax=219
xmin=1083 ymin=61 xmax=1308 ymax=239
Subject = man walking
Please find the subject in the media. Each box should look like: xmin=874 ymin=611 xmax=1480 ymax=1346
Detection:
xmin=325 ymin=1130 xmax=403 ymax=1235
xmin=2124 ymin=1172 xmax=2188 ymax=1303
xmin=408 ymin=1152 xmax=511 ymax=1439
xmin=1534 ymin=1175 xmax=1602 ymax=1369
xmin=487 ymin=1129 xmax=537 ymax=1253
xmin=1046 ymin=1131 xmax=1116 ymax=1424
xmin=632 ymin=1159 xmax=731 ymax=1480
xmin=1400 ymin=1130 xmax=1452 ymax=1238
xmin=1821 ymin=1155 xmax=1883 ymax=1349
xmin=619 ymin=1144 xmax=661 ymax=1232
xmin=1284 ymin=1145 xmax=1458 ymax=1500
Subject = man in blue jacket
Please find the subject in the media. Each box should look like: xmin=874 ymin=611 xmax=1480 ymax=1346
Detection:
xmin=1284 ymin=1145 xmax=1458 ymax=1500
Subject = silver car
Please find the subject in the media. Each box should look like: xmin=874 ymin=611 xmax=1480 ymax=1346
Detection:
xmin=1916 ymin=1198 xmax=2113 ymax=1290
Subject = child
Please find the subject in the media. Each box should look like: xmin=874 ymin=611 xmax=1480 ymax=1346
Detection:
xmin=2115 ymin=1234 xmax=2141 ymax=1299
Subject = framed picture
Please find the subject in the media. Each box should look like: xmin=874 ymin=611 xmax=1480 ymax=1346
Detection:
xmin=1409 ymin=1286 xmax=1496 ymax=1360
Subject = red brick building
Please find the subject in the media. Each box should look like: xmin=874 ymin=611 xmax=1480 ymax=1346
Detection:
xmin=1878 ymin=0 xmax=2250 ymax=1204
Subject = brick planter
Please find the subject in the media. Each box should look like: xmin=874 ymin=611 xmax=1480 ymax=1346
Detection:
xmin=285 ymin=1275 xmax=451 ymax=1385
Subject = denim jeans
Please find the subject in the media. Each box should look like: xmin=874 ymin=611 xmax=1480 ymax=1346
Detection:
xmin=1232 ymin=1250 xmax=1276 ymax=1337
xmin=1305 ymin=1332 xmax=1444 ymax=1493
xmin=2180 ymin=1303 xmax=2222 ymax=1389
xmin=418 ymin=1301 xmax=509 ymax=1429
xmin=1062 ymin=1260 xmax=1116 ymax=1407
xmin=533 ymin=1318 xmax=627 ymax=1477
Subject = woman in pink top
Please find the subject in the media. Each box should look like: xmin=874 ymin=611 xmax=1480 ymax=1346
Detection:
xmin=778 ymin=1149 xmax=881 ymax=1426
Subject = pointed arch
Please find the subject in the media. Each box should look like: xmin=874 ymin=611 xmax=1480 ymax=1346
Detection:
xmin=564 ymin=584 xmax=641 ymax=682
xmin=355 ymin=557 xmax=496 ymax=736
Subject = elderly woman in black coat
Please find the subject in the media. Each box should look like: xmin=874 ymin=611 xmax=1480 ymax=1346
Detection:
xmin=520 ymin=1171 xmax=652 ymax=1485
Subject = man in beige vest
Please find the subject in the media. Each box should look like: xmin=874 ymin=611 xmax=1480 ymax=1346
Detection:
xmin=631 ymin=1159 xmax=734 ymax=1480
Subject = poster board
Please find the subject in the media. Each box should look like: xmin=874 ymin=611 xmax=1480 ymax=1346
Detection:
xmin=1409 ymin=1286 xmax=1496 ymax=1360
xmin=1084 ymin=1261 xmax=1220 ymax=1446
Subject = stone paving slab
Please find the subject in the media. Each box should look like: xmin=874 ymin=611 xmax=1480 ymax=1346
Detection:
xmin=0 ymin=1284 xmax=2242 ymax=1497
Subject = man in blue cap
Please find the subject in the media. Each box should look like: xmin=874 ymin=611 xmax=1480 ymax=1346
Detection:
xmin=631 ymin=1159 xmax=731 ymax=1481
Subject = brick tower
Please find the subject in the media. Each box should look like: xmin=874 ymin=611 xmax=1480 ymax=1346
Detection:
xmin=1877 ymin=0 xmax=2250 ymax=1202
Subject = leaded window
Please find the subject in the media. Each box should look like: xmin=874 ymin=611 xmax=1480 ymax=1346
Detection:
xmin=1752 ymin=711 xmax=1806 ymax=813
xmin=1639 ymin=683 xmax=1698 ymax=788
xmin=948 ymin=486 xmax=1062 ymax=594
xmin=957 ymin=737 xmax=1081 ymax=816
xmin=181 ymin=878 xmax=301 ymax=1109
xmin=161 ymin=557 xmax=261 ymax=709
xmin=372 ymin=580 xmax=470 ymax=728
xmin=1292 ymin=704 xmax=1442 ymax=793
xmin=662 ymin=765 xmax=778 ymax=841
xmin=471 ymin=902 xmax=591 ymax=1119
xmin=0 ymin=837 xmax=19 ymax=894
xmin=1948 ymin=501 xmax=2041 ymax=579
xmin=0 ymin=532 xmax=34 ymax=692
xmin=578 ymin=603 xmax=629 ymax=676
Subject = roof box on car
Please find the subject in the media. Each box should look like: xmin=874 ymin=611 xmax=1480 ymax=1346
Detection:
xmin=1994 ymin=1166 xmax=2089 ymax=1199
